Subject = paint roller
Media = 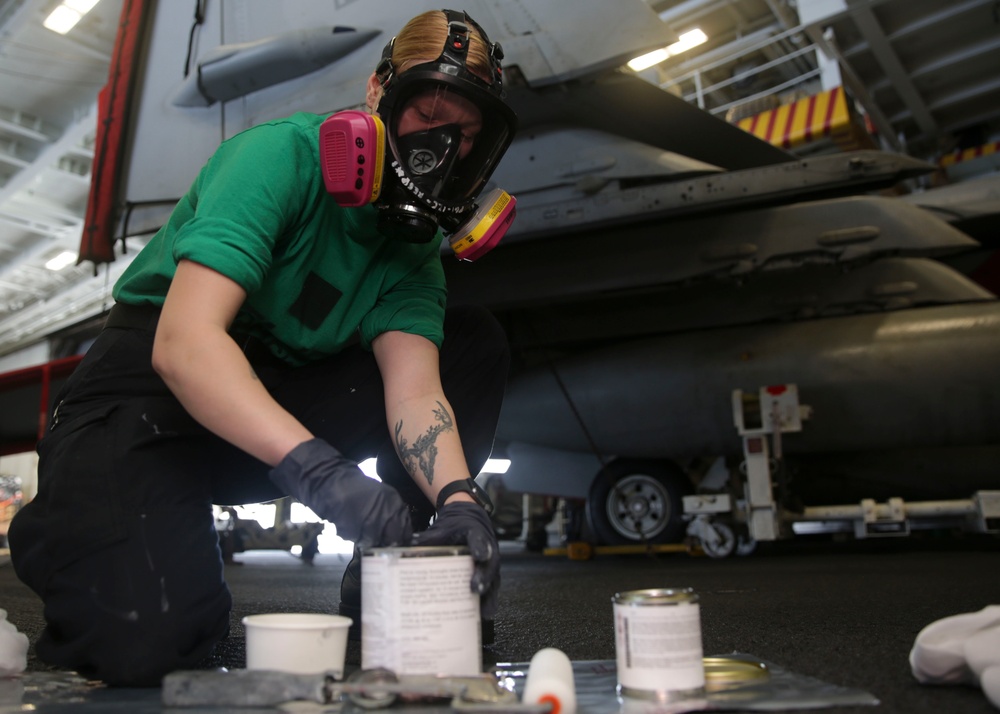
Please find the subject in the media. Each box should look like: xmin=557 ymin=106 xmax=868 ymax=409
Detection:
xmin=522 ymin=648 xmax=577 ymax=714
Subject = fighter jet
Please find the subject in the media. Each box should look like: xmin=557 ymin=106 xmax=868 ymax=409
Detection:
xmin=72 ymin=0 xmax=1000 ymax=550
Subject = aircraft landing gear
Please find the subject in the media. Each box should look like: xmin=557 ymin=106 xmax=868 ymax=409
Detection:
xmin=686 ymin=515 xmax=757 ymax=558
xmin=683 ymin=385 xmax=1000 ymax=553
xmin=586 ymin=459 xmax=692 ymax=545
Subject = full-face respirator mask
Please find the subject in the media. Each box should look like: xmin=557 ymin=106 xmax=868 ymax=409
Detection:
xmin=318 ymin=10 xmax=518 ymax=261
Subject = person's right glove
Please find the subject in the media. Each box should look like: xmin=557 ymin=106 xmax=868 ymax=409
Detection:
xmin=269 ymin=438 xmax=412 ymax=548
xmin=411 ymin=501 xmax=500 ymax=618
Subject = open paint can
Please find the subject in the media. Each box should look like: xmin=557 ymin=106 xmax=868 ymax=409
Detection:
xmin=613 ymin=588 xmax=706 ymax=701
xmin=361 ymin=545 xmax=481 ymax=676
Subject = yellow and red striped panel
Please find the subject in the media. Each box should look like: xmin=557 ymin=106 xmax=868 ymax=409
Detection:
xmin=736 ymin=87 xmax=856 ymax=150
xmin=939 ymin=141 xmax=1000 ymax=168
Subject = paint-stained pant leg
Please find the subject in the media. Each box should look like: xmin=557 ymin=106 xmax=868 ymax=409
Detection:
xmin=8 ymin=327 xmax=245 ymax=686
xmin=14 ymin=506 xmax=231 ymax=687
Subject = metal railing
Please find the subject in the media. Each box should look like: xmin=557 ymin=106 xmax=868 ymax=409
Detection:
xmin=658 ymin=22 xmax=824 ymax=118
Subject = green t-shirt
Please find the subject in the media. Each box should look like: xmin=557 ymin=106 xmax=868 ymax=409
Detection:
xmin=113 ymin=112 xmax=447 ymax=366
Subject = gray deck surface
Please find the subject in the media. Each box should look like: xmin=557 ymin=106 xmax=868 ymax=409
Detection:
xmin=0 ymin=533 xmax=998 ymax=712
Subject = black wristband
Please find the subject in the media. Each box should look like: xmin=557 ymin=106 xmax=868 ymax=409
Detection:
xmin=436 ymin=478 xmax=495 ymax=515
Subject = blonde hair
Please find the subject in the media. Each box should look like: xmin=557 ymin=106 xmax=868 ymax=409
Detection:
xmin=390 ymin=10 xmax=493 ymax=82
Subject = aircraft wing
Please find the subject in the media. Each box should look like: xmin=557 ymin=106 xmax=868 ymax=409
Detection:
xmin=503 ymin=71 xmax=794 ymax=171
xmin=117 ymin=0 xmax=682 ymax=208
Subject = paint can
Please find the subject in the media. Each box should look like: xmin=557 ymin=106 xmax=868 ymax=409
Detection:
xmin=361 ymin=545 xmax=481 ymax=676
xmin=612 ymin=588 xmax=705 ymax=701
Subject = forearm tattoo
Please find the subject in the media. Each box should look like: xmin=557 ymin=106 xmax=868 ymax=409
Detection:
xmin=395 ymin=401 xmax=454 ymax=485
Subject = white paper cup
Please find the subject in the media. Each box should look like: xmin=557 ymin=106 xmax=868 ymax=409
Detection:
xmin=242 ymin=613 xmax=352 ymax=676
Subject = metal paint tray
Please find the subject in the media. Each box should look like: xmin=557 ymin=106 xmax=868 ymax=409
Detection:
xmin=0 ymin=653 xmax=877 ymax=712
xmin=495 ymin=655 xmax=879 ymax=712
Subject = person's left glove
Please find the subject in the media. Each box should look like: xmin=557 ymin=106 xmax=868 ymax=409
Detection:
xmin=411 ymin=501 xmax=500 ymax=618
xmin=269 ymin=438 xmax=413 ymax=548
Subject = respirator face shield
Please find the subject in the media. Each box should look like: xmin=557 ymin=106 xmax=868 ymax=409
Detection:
xmin=383 ymin=75 xmax=513 ymax=205
xmin=318 ymin=10 xmax=519 ymax=258
xmin=374 ymin=67 xmax=517 ymax=245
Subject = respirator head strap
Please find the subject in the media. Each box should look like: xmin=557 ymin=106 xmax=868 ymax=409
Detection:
xmin=440 ymin=9 xmax=505 ymax=95
xmin=375 ymin=37 xmax=395 ymax=88
xmin=377 ymin=10 xmax=506 ymax=97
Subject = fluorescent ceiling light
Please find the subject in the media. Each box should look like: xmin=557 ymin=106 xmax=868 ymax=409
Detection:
xmin=44 ymin=251 xmax=78 ymax=271
xmin=668 ymin=28 xmax=708 ymax=55
xmin=627 ymin=28 xmax=708 ymax=71
xmin=64 ymin=0 xmax=101 ymax=12
xmin=628 ymin=48 xmax=671 ymax=72
xmin=43 ymin=0 xmax=101 ymax=35
xmin=43 ymin=6 xmax=82 ymax=34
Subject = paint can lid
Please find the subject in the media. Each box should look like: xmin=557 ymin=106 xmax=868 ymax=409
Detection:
xmin=363 ymin=545 xmax=470 ymax=558
xmin=613 ymin=588 xmax=698 ymax=605
xmin=703 ymin=655 xmax=770 ymax=690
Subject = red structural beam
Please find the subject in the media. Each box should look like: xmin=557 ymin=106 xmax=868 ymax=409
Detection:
xmin=0 ymin=355 xmax=84 ymax=456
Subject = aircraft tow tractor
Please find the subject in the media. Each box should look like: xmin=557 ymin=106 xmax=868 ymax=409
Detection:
xmin=684 ymin=384 xmax=1000 ymax=557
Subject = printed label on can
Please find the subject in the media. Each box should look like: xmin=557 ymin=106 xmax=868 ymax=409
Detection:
xmin=361 ymin=547 xmax=481 ymax=676
xmin=613 ymin=590 xmax=705 ymax=698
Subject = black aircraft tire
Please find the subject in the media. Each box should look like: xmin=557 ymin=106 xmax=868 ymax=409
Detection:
xmin=586 ymin=459 xmax=692 ymax=546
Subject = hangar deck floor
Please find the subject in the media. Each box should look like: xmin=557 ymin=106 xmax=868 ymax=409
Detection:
xmin=0 ymin=534 xmax=997 ymax=713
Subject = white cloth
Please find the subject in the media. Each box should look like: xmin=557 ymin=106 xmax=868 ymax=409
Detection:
xmin=0 ymin=609 xmax=28 ymax=676
xmin=910 ymin=605 xmax=1000 ymax=709
xmin=983 ymin=667 xmax=1000 ymax=710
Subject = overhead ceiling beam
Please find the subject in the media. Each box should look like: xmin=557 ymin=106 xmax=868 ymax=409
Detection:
xmin=0 ymin=229 xmax=79 ymax=283
xmin=0 ymin=114 xmax=50 ymax=142
xmin=941 ymin=104 xmax=1000 ymax=138
xmin=0 ymin=150 xmax=29 ymax=170
xmin=0 ymin=246 xmax=143 ymax=356
xmin=652 ymin=0 xmax=730 ymax=26
xmin=0 ymin=100 xmax=97 ymax=204
xmin=789 ymin=0 xmax=900 ymax=151
xmin=866 ymin=33 xmax=1000 ymax=99
xmin=907 ymin=35 xmax=1000 ymax=83
xmin=880 ymin=0 xmax=993 ymax=42
xmin=850 ymin=5 xmax=937 ymax=140
xmin=0 ymin=0 xmax=34 ymax=35
xmin=664 ymin=24 xmax=783 ymax=77
xmin=923 ymin=74 xmax=1000 ymax=116
xmin=0 ymin=210 xmax=80 ymax=240
xmin=8 ymin=193 xmax=88 ymax=224
xmin=838 ymin=0 xmax=991 ymax=64
xmin=0 ymin=277 xmax=48 ymax=297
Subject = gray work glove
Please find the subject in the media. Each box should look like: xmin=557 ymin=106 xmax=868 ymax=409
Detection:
xmin=411 ymin=502 xmax=500 ymax=618
xmin=269 ymin=438 xmax=412 ymax=548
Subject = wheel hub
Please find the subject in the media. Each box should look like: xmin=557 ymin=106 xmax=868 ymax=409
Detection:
xmin=627 ymin=495 xmax=651 ymax=519
xmin=608 ymin=474 xmax=670 ymax=540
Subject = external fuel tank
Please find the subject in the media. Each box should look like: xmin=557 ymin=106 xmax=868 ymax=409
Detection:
xmin=497 ymin=301 xmax=1000 ymax=460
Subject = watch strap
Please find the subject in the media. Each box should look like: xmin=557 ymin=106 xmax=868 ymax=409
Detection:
xmin=436 ymin=478 xmax=495 ymax=515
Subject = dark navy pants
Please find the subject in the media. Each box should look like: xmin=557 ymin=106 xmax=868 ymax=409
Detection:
xmin=8 ymin=304 xmax=509 ymax=686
